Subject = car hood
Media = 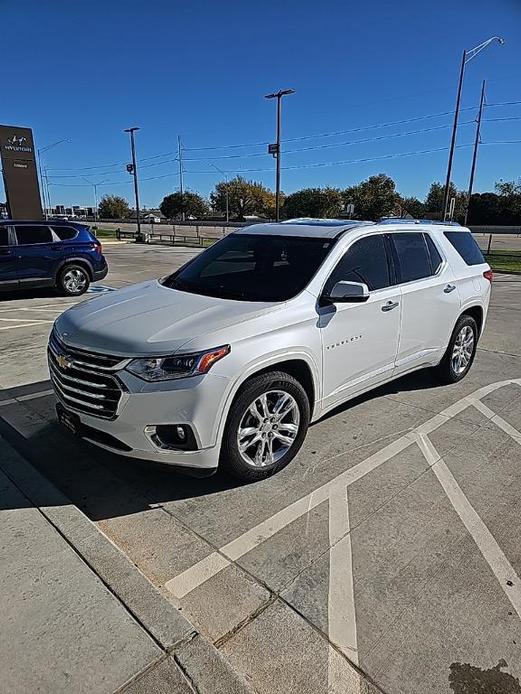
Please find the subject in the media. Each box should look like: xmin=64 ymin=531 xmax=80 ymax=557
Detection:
xmin=54 ymin=279 xmax=279 ymax=356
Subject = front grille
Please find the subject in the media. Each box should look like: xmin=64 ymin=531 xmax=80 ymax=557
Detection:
xmin=48 ymin=330 xmax=127 ymax=419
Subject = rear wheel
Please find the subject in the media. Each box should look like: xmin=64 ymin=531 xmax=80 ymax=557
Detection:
xmin=57 ymin=264 xmax=90 ymax=296
xmin=220 ymin=371 xmax=310 ymax=482
xmin=435 ymin=315 xmax=478 ymax=384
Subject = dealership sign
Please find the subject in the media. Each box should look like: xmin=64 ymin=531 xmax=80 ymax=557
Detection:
xmin=0 ymin=125 xmax=43 ymax=220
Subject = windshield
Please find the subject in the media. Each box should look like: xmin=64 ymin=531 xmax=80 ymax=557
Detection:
xmin=163 ymin=233 xmax=336 ymax=302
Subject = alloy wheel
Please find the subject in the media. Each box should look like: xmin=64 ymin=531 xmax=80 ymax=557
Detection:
xmin=237 ymin=390 xmax=300 ymax=468
xmin=451 ymin=325 xmax=475 ymax=375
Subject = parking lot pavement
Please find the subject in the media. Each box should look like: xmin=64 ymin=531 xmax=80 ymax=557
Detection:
xmin=1 ymin=246 xmax=521 ymax=694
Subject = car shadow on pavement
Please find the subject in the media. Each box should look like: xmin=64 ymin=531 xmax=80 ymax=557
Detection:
xmin=0 ymin=368 xmax=444 ymax=522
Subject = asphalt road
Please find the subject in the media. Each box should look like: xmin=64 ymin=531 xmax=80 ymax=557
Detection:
xmin=1 ymin=243 xmax=520 ymax=694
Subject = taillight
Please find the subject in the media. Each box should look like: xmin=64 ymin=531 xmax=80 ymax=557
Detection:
xmin=94 ymin=241 xmax=102 ymax=255
xmin=483 ymin=269 xmax=493 ymax=283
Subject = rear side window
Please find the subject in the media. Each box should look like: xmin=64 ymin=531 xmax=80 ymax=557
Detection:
xmin=14 ymin=225 xmax=53 ymax=245
xmin=0 ymin=227 xmax=8 ymax=246
xmin=391 ymin=233 xmax=432 ymax=283
xmin=325 ymin=234 xmax=390 ymax=292
xmin=425 ymin=234 xmax=443 ymax=274
xmin=444 ymin=231 xmax=485 ymax=266
xmin=51 ymin=226 xmax=78 ymax=240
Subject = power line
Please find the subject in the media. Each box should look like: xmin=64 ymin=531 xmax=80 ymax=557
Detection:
xmin=45 ymin=100 xmax=521 ymax=174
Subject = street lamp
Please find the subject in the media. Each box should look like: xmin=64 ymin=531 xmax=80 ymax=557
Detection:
xmin=83 ymin=177 xmax=108 ymax=222
xmin=37 ymin=138 xmax=71 ymax=219
xmin=442 ymin=37 xmax=504 ymax=220
xmin=210 ymin=162 xmax=230 ymax=222
xmin=124 ymin=126 xmax=143 ymax=242
xmin=265 ymin=88 xmax=295 ymax=222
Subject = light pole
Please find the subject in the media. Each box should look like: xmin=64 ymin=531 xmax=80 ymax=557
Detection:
xmin=265 ymin=88 xmax=295 ymax=222
xmin=83 ymin=177 xmax=107 ymax=222
xmin=442 ymin=37 xmax=504 ymax=220
xmin=210 ymin=162 xmax=229 ymax=222
xmin=464 ymin=80 xmax=486 ymax=226
xmin=37 ymin=138 xmax=71 ymax=218
xmin=124 ymin=127 xmax=143 ymax=242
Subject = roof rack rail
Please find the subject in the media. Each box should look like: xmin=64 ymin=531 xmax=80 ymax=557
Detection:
xmin=378 ymin=217 xmax=461 ymax=226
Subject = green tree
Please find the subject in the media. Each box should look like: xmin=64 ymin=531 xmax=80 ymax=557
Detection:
xmin=98 ymin=194 xmax=130 ymax=219
xmin=398 ymin=196 xmax=426 ymax=219
xmin=424 ymin=181 xmax=466 ymax=220
xmin=211 ymin=177 xmax=276 ymax=220
xmin=282 ymin=187 xmax=343 ymax=219
xmin=495 ymin=179 xmax=521 ymax=224
xmin=467 ymin=193 xmax=501 ymax=225
xmin=343 ymin=174 xmax=398 ymax=220
xmin=159 ymin=191 xmax=209 ymax=220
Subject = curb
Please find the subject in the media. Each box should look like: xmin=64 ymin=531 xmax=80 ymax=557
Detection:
xmin=0 ymin=435 xmax=254 ymax=694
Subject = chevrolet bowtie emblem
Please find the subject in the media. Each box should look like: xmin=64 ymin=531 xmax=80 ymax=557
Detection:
xmin=56 ymin=354 xmax=74 ymax=370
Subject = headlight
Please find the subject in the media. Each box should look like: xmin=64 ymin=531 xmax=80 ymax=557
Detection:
xmin=126 ymin=345 xmax=230 ymax=381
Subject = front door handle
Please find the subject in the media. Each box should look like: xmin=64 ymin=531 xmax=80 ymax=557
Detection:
xmin=381 ymin=300 xmax=399 ymax=312
xmin=444 ymin=284 xmax=456 ymax=294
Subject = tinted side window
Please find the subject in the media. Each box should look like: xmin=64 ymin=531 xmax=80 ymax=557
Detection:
xmin=391 ymin=233 xmax=431 ymax=283
xmin=425 ymin=234 xmax=443 ymax=273
xmin=325 ymin=235 xmax=390 ymax=292
xmin=444 ymin=231 xmax=485 ymax=266
xmin=51 ymin=226 xmax=78 ymax=240
xmin=15 ymin=225 xmax=53 ymax=245
xmin=0 ymin=227 xmax=8 ymax=246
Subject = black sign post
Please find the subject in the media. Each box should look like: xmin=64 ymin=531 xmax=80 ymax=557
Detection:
xmin=0 ymin=125 xmax=43 ymax=219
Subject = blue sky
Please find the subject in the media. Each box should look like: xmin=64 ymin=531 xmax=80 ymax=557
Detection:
xmin=1 ymin=0 xmax=520 ymax=208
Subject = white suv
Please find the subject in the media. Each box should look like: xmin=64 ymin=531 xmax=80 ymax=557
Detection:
xmin=49 ymin=219 xmax=492 ymax=481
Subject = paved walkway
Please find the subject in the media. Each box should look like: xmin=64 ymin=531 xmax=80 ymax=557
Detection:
xmin=0 ymin=434 xmax=254 ymax=694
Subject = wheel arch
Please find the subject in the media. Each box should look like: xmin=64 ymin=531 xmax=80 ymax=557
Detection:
xmin=55 ymin=257 xmax=94 ymax=282
xmin=460 ymin=304 xmax=484 ymax=336
xmin=213 ymin=352 xmax=320 ymax=451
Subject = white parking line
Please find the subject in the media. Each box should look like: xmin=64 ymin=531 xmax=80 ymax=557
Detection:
xmin=165 ymin=380 xmax=520 ymax=601
xmin=416 ymin=432 xmax=521 ymax=620
xmin=0 ymin=321 xmax=54 ymax=331
xmin=0 ymin=389 xmax=54 ymax=407
xmin=0 ymin=317 xmax=54 ymax=323
xmin=0 ymin=302 xmax=78 ymax=313
xmin=327 ymin=486 xmax=360 ymax=693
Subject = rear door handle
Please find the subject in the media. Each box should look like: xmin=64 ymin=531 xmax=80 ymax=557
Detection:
xmin=444 ymin=284 xmax=456 ymax=293
xmin=381 ymin=300 xmax=399 ymax=312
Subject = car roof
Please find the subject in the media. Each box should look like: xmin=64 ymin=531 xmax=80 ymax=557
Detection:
xmin=234 ymin=218 xmax=468 ymax=239
xmin=236 ymin=220 xmax=374 ymax=239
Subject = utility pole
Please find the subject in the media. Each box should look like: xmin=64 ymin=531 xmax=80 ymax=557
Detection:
xmin=177 ymin=136 xmax=185 ymax=221
xmin=442 ymin=37 xmax=504 ymax=220
xmin=464 ymin=81 xmax=486 ymax=226
xmin=442 ymin=50 xmax=466 ymax=221
xmin=265 ymin=88 xmax=295 ymax=222
xmin=83 ymin=177 xmax=107 ymax=222
xmin=124 ymin=127 xmax=143 ymax=242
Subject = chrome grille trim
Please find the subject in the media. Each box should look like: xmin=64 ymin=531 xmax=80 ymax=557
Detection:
xmin=49 ymin=331 xmax=130 ymax=371
xmin=48 ymin=329 xmax=124 ymax=419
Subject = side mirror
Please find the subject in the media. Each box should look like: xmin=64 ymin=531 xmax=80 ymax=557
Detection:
xmin=324 ymin=280 xmax=369 ymax=303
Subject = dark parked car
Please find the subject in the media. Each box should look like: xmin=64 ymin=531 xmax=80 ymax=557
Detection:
xmin=0 ymin=220 xmax=108 ymax=296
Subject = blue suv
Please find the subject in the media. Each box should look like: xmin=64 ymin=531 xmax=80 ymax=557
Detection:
xmin=0 ymin=220 xmax=108 ymax=295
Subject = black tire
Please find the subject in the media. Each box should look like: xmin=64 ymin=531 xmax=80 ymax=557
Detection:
xmin=220 ymin=371 xmax=310 ymax=482
xmin=435 ymin=314 xmax=478 ymax=384
xmin=57 ymin=264 xmax=90 ymax=296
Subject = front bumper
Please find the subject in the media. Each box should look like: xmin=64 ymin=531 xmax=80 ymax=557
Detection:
xmin=51 ymin=368 xmax=230 ymax=471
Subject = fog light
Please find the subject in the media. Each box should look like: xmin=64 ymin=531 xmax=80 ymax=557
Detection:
xmin=144 ymin=424 xmax=196 ymax=451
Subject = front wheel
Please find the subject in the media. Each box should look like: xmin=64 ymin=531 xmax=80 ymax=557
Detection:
xmin=57 ymin=264 xmax=90 ymax=296
xmin=435 ymin=315 xmax=478 ymax=384
xmin=220 ymin=371 xmax=310 ymax=482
